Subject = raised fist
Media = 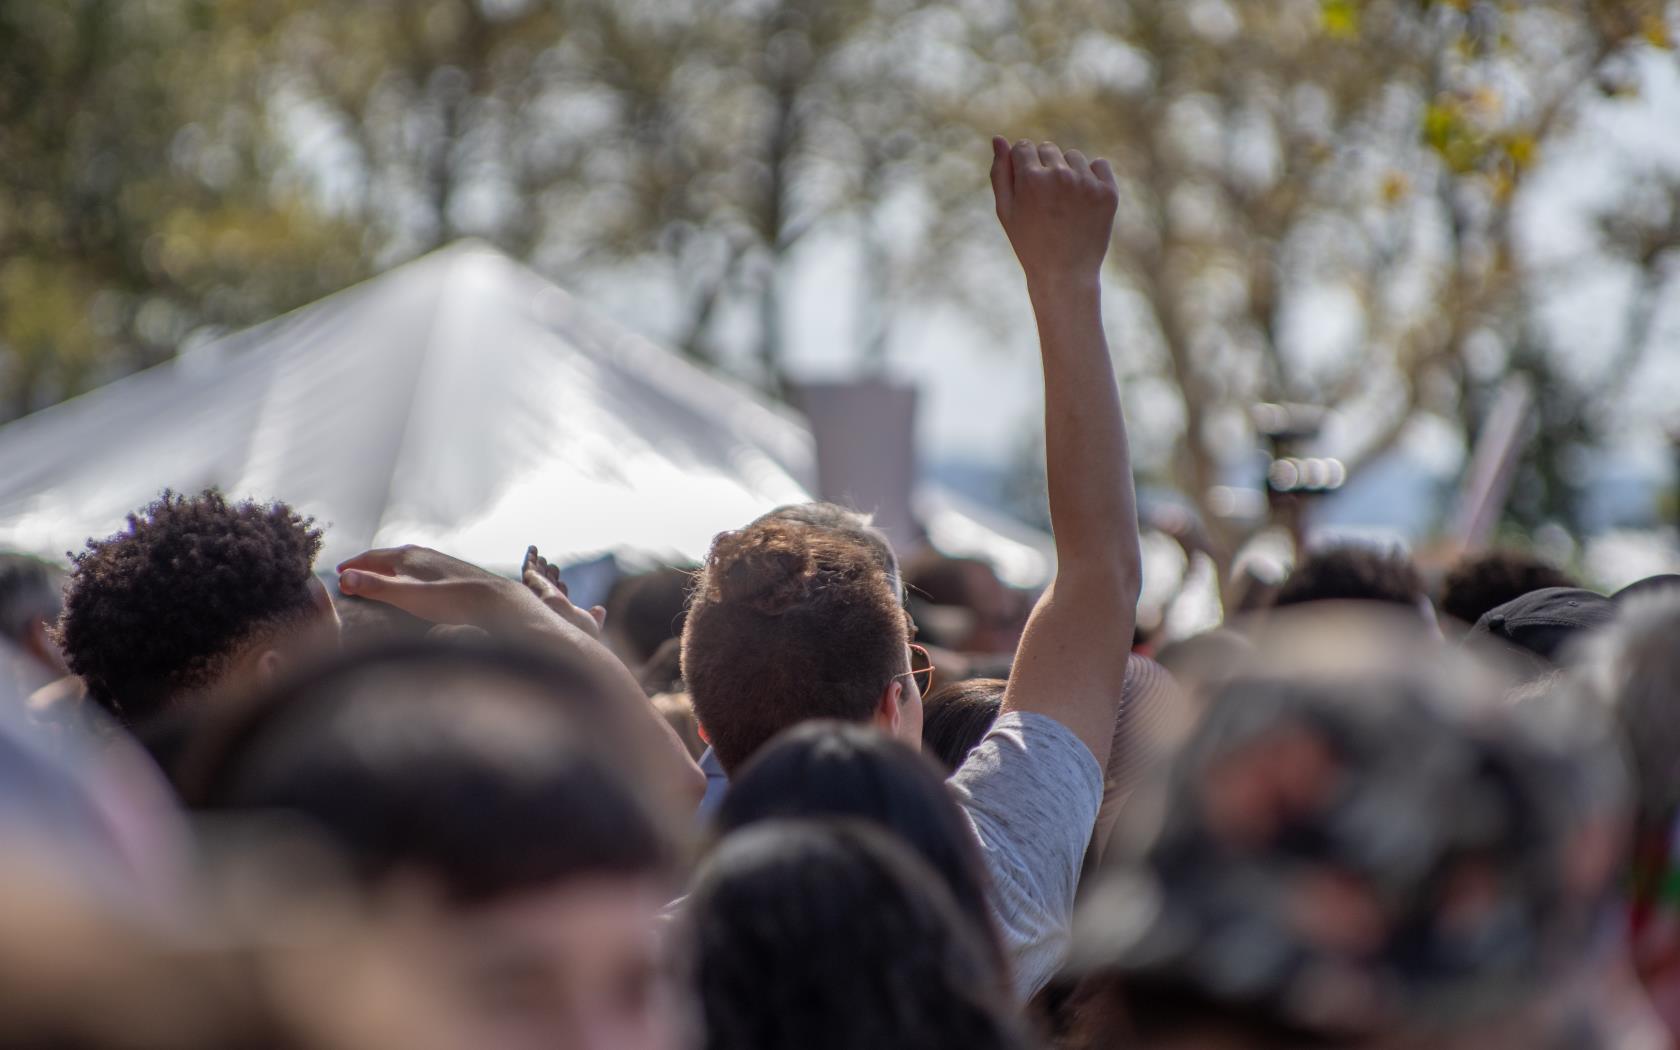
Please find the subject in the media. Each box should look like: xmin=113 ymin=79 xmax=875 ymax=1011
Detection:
xmin=990 ymin=137 xmax=1119 ymax=289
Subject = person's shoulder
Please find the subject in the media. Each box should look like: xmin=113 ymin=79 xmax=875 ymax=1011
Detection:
xmin=950 ymin=709 xmax=1103 ymax=803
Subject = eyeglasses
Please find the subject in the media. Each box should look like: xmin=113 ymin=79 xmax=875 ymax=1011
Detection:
xmin=897 ymin=643 xmax=935 ymax=694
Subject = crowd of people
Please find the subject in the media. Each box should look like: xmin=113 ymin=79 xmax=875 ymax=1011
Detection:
xmin=0 ymin=137 xmax=1678 ymax=1049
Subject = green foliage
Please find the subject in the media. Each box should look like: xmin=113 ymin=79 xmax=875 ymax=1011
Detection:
xmin=0 ymin=1 xmax=365 ymax=418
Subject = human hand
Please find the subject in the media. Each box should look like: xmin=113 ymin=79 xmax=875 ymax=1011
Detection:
xmin=521 ymin=545 xmax=607 ymax=639
xmin=337 ymin=546 xmax=549 ymax=631
xmin=990 ymin=137 xmax=1118 ymax=292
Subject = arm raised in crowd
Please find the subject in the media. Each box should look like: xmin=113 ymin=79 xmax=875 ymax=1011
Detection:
xmin=337 ymin=545 xmax=707 ymax=806
xmin=991 ymin=137 xmax=1142 ymax=768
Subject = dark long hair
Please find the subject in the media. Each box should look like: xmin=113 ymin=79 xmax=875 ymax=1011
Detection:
xmin=714 ymin=721 xmax=1007 ymax=972
xmin=689 ymin=820 xmax=1026 ymax=1050
xmin=920 ymin=678 xmax=1006 ymax=773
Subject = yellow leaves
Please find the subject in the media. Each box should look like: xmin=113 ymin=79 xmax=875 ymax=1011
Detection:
xmin=1502 ymin=133 xmax=1535 ymax=173
xmin=1422 ymin=100 xmax=1480 ymax=173
xmin=1320 ymin=0 xmax=1359 ymax=40
xmin=1643 ymin=14 xmax=1673 ymax=50
xmin=1422 ymin=95 xmax=1543 ymax=194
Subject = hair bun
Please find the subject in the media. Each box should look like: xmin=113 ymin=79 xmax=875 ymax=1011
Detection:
xmin=708 ymin=523 xmax=818 ymax=616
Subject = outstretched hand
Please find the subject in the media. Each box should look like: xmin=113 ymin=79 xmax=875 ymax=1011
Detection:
xmin=990 ymin=137 xmax=1118 ymax=290
xmin=521 ymin=545 xmax=607 ymax=639
xmin=340 ymin=544 xmax=709 ymax=806
xmin=338 ymin=546 xmax=552 ymax=632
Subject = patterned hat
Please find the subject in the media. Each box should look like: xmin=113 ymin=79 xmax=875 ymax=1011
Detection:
xmin=1068 ymin=615 xmax=1628 ymax=1040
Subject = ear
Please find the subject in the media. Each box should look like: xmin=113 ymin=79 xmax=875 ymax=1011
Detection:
xmin=255 ymin=648 xmax=287 ymax=687
xmin=872 ymin=679 xmax=904 ymax=735
xmin=696 ymin=721 xmax=712 ymax=746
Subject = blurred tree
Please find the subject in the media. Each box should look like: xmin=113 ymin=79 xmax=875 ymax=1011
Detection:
xmin=962 ymin=0 xmax=1677 ymax=571
xmin=6 ymin=0 xmax=1675 ymax=563
xmin=245 ymin=0 xmax=960 ymax=388
xmin=0 ymin=1 xmax=364 ymax=420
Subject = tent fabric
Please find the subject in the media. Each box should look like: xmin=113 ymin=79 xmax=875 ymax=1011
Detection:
xmin=0 ymin=242 xmax=817 ymax=569
xmin=0 ymin=240 xmax=1054 ymax=584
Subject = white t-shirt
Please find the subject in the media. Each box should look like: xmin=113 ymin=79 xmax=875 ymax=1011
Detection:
xmin=948 ymin=710 xmax=1103 ymax=998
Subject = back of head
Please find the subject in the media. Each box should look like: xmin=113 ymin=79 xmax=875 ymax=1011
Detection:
xmin=1067 ymin=608 xmax=1627 ymax=1047
xmin=334 ymin=592 xmax=431 ymax=649
xmin=715 ymin=721 xmax=1001 ymax=966
xmin=0 ymin=553 xmax=62 ymax=648
xmin=689 ymin=820 xmax=1024 ymax=1050
xmin=1439 ymin=549 xmax=1577 ymax=633
xmin=755 ymin=502 xmax=901 ymax=596
xmin=604 ymin=566 xmax=696 ymax=667
xmin=183 ymin=640 xmax=674 ymax=903
xmin=681 ymin=518 xmax=907 ymax=772
xmin=920 ymin=678 xmax=1006 ymax=774
xmin=1469 ymin=586 xmax=1615 ymax=671
xmin=1274 ymin=542 xmax=1426 ymax=611
xmin=56 ymin=491 xmax=325 ymax=728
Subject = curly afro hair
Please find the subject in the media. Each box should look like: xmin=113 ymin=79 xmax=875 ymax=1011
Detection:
xmin=57 ymin=490 xmax=323 ymax=726
xmin=1274 ymin=543 xmax=1425 ymax=611
xmin=1438 ymin=549 xmax=1577 ymax=633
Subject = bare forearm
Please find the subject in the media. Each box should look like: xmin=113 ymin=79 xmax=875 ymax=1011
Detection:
xmin=1028 ymin=276 xmax=1141 ymax=591
xmin=989 ymin=136 xmax=1142 ymax=765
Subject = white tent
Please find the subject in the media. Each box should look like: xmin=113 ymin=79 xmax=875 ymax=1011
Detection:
xmin=0 ymin=240 xmax=1054 ymax=584
xmin=0 ymin=242 xmax=815 ymax=569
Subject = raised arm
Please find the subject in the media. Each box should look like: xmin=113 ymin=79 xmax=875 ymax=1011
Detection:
xmin=337 ymin=546 xmax=707 ymax=808
xmin=992 ymin=137 xmax=1142 ymax=768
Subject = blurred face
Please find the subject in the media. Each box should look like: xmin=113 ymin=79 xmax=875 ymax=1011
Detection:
xmin=438 ymin=877 xmax=683 ymax=1050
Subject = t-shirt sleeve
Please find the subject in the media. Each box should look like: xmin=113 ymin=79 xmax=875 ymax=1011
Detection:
xmin=948 ymin=710 xmax=1104 ymax=999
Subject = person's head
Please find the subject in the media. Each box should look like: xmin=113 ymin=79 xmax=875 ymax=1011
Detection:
xmin=603 ymin=568 xmax=696 ymax=668
xmin=714 ymin=721 xmax=1003 ymax=969
xmin=56 ymin=491 xmax=337 ymax=730
xmin=637 ymin=637 xmax=686 ymax=698
xmin=905 ymin=553 xmax=1018 ymax=653
xmin=182 ymin=639 xmax=683 ymax=1050
xmin=334 ymin=591 xmax=431 ymax=648
xmin=754 ymin=502 xmax=902 ymax=600
xmin=681 ymin=516 xmax=919 ymax=773
xmin=1438 ymin=549 xmax=1578 ymax=634
xmin=687 ymin=820 xmax=1025 ymax=1050
xmin=1153 ymin=626 xmax=1257 ymax=701
xmin=1273 ymin=543 xmax=1427 ymax=613
xmin=920 ymin=678 xmax=1006 ymax=774
xmin=0 ymin=553 xmax=66 ymax=677
xmin=1467 ymin=586 xmax=1615 ymax=673
xmin=1064 ymin=608 xmax=1631 ymax=1050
